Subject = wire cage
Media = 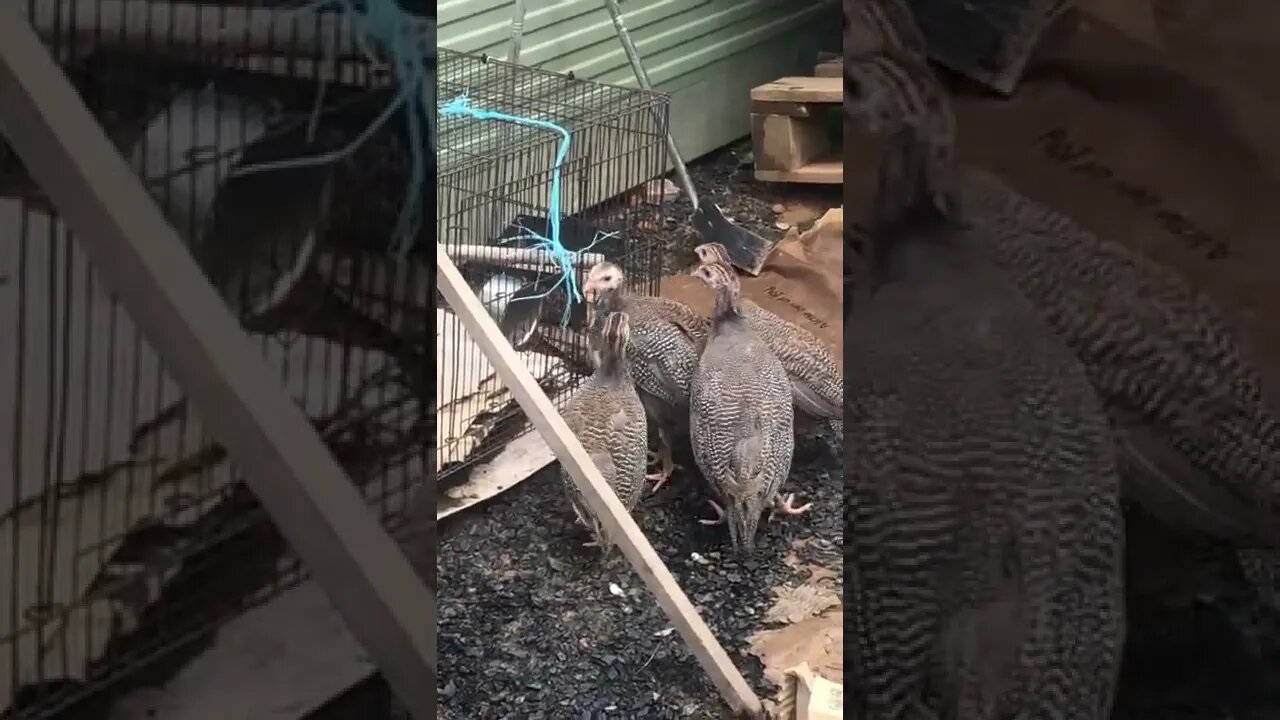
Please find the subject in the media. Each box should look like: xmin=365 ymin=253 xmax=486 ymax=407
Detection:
xmin=1 ymin=2 xmax=432 ymax=717
xmin=435 ymin=48 xmax=670 ymax=486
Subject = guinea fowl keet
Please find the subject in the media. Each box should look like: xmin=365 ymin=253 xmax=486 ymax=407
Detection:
xmin=844 ymin=3 xmax=1126 ymax=717
xmin=583 ymin=261 xmax=708 ymax=493
xmin=864 ymin=0 xmax=1280 ymax=599
xmin=692 ymin=241 xmax=843 ymax=435
xmin=688 ymin=261 xmax=802 ymax=553
xmin=558 ymin=311 xmax=648 ymax=551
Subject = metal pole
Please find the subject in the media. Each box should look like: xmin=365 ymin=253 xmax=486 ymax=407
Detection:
xmin=601 ymin=0 xmax=699 ymax=209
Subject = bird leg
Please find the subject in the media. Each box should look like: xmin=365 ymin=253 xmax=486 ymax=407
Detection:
xmin=768 ymin=493 xmax=813 ymax=523
xmin=698 ymin=499 xmax=728 ymax=526
xmin=645 ymin=436 xmax=681 ymax=493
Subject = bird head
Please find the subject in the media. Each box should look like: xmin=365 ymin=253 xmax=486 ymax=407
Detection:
xmin=583 ymin=261 xmax=625 ymax=304
xmin=726 ymin=499 xmax=763 ymax=553
xmin=690 ymin=260 xmax=740 ymax=295
xmin=692 ymin=242 xmax=732 ymax=267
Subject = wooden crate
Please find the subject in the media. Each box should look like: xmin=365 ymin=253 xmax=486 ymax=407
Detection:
xmin=750 ymin=76 xmax=842 ymax=185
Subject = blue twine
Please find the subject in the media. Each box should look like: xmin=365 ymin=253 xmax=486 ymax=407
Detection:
xmin=440 ymin=94 xmax=613 ymax=327
xmin=229 ymin=0 xmax=430 ymax=259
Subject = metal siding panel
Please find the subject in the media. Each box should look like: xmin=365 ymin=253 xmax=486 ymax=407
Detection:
xmin=439 ymin=0 xmax=838 ymax=158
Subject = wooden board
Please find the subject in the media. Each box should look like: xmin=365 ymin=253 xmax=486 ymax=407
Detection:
xmin=750 ymin=75 xmax=841 ymax=185
xmin=814 ymin=59 xmax=842 ymax=77
xmin=105 ymin=581 xmax=371 ymax=720
xmin=750 ymin=76 xmax=842 ymax=104
xmin=754 ymin=160 xmax=843 ymax=185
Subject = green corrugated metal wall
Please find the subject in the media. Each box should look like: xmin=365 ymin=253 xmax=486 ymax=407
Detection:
xmin=438 ymin=0 xmax=840 ymax=161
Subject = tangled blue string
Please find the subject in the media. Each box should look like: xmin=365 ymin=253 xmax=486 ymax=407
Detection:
xmin=440 ymin=94 xmax=613 ymax=327
xmin=230 ymin=0 xmax=429 ymax=259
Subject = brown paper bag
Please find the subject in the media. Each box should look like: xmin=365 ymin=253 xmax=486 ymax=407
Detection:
xmin=661 ymin=208 xmax=844 ymax=362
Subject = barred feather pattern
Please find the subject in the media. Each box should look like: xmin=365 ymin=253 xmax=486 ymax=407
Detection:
xmin=595 ymin=289 xmax=707 ymax=418
xmin=690 ymin=264 xmax=795 ymax=552
xmin=845 ymin=5 xmax=1125 ymax=715
xmin=846 ymin=241 xmax=1125 ymax=720
xmin=559 ymin=316 xmax=649 ymax=544
xmin=692 ymin=243 xmax=842 ymax=423
xmin=743 ymin=301 xmax=843 ymax=421
xmin=961 ymin=169 xmax=1280 ymax=533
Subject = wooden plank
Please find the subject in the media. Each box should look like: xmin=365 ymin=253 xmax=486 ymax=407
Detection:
xmin=106 ymin=582 xmax=371 ymax=720
xmin=814 ymin=59 xmax=843 ymax=77
xmin=0 ymin=12 xmax=435 ymax=720
xmin=749 ymin=100 xmax=815 ymax=118
xmin=437 ymin=429 xmax=555 ymax=521
xmin=755 ymin=160 xmax=843 ymax=185
xmin=750 ymin=76 xmax=841 ymax=104
xmin=751 ymin=113 xmax=832 ymax=172
xmin=435 ymin=245 xmax=764 ymax=718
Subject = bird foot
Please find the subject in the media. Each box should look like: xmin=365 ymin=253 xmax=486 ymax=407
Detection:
xmin=646 ymin=462 xmax=681 ymax=493
xmin=698 ymin=500 xmax=727 ymax=526
xmin=768 ymin=494 xmax=813 ymax=523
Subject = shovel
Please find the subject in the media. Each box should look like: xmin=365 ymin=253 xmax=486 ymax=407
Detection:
xmin=601 ymin=0 xmax=778 ymax=276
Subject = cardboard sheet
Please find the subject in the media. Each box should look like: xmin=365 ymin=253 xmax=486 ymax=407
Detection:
xmin=662 ymin=208 xmax=844 ymax=362
xmin=850 ymin=13 xmax=1280 ymax=384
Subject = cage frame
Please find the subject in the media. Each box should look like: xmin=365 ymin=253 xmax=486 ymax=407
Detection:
xmin=434 ymin=47 xmax=671 ymax=485
xmin=0 ymin=10 xmax=436 ymax=719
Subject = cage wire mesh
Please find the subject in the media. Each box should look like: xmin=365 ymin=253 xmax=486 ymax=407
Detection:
xmin=1 ymin=1 xmax=432 ymax=717
xmin=435 ymin=49 xmax=670 ymax=489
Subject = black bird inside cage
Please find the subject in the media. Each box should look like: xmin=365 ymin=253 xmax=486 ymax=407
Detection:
xmin=468 ymin=213 xmax=623 ymax=375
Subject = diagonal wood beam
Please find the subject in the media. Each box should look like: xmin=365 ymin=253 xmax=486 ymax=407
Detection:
xmin=435 ymin=243 xmax=764 ymax=718
xmin=0 ymin=9 xmax=435 ymax=718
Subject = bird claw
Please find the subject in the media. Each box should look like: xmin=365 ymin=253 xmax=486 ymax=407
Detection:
xmin=646 ymin=461 xmax=681 ymax=493
xmin=699 ymin=500 xmax=727 ymax=526
xmin=768 ymin=494 xmax=813 ymax=523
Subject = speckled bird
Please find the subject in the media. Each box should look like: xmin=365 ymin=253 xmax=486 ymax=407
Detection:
xmin=844 ymin=3 xmax=1125 ymax=717
xmin=692 ymin=241 xmax=843 ymax=435
xmin=583 ymin=261 xmax=708 ymax=493
xmin=863 ymin=0 xmax=1280 ymax=601
xmin=688 ymin=261 xmax=802 ymax=553
xmin=558 ymin=311 xmax=649 ymax=551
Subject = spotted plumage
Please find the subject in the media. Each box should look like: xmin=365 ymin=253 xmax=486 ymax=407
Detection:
xmin=689 ymin=261 xmax=798 ymax=552
xmin=558 ymin=311 xmax=649 ymax=551
xmin=692 ymin=242 xmax=842 ymax=434
xmin=845 ymin=3 xmax=1125 ymax=717
xmin=583 ymin=262 xmax=708 ymax=492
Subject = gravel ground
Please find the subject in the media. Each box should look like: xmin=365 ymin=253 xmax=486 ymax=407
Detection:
xmin=437 ymin=431 xmax=840 ymax=719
